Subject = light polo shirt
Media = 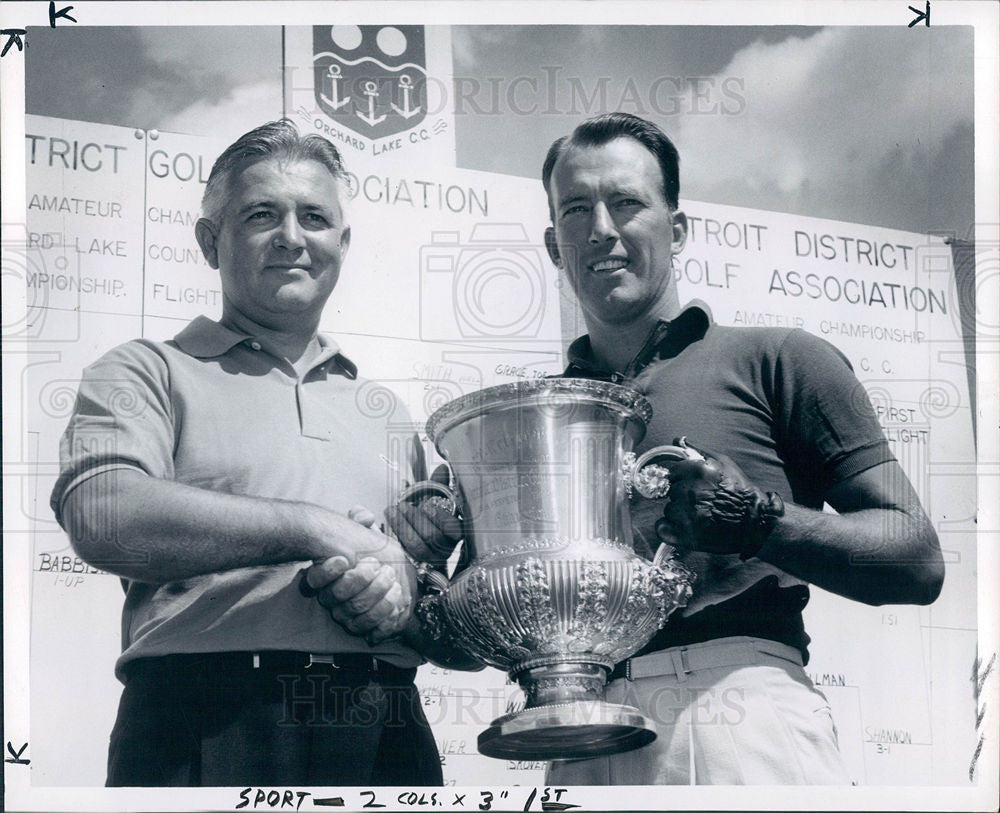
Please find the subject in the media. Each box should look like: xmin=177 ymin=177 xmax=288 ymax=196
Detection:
xmin=51 ymin=316 xmax=423 ymax=678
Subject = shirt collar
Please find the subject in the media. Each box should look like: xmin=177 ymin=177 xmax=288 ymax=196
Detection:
xmin=173 ymin=315 xmax=251 ymax=358
xmin=565 ymin=299 xmax=713 ymax=377
xmin=173 ymin=315 xmax=358 ymax=378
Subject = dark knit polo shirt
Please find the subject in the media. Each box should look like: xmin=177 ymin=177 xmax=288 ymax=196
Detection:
xmin=563 ymin=301 xmax=894 ymax=663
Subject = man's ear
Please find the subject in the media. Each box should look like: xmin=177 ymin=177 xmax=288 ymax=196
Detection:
xmin=671 ymin=210 xmax=688 ymax=254
xmin=339 ymin=224 xmax=351 ymax=262
xmin=544 ymin=226 xmax=561 ymax=267
xmin=195 ymin=218 xmax=221 ymax=270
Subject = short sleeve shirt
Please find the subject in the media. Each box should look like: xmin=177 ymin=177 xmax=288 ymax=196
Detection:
xmin=564 ymin=302 xmax=895 ymax=661
xmin=51 ymin=316 xmax=425 ymax=677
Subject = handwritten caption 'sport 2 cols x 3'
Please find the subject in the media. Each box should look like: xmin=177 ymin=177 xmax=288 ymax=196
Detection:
xmin=235 ymin=787 xmax=577 ymax=810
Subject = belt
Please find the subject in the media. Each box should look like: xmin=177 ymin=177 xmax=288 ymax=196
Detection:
xmin=610 ymin=637 xmax=803 ymax=682
xmin=123 ymin=651 xmax=417 ymax=683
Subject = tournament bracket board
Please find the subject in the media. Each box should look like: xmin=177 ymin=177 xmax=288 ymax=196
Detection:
xmin=22 ymin=114 xmax=975 ymax=787
xmin=670 ymin=200 xmax=977 ymax=785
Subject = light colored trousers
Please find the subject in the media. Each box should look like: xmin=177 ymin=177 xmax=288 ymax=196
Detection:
xmin=547 ymin=636 xmax=850 ymax=785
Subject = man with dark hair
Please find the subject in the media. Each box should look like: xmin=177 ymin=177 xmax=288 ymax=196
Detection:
xmin=542 ymin=112 xmax=681 ymax=213
xmin=539 ymin=112 xmax=943 ymax=784
xmin=51 ymin=119 xmax=463 ymax=787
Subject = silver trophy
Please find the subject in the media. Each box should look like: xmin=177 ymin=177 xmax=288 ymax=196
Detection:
xmin=401 ymin=378 xmax=701 ymax=760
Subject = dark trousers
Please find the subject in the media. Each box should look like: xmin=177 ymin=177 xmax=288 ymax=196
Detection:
xmin=106 ymin=653 xmax=443 ymax=787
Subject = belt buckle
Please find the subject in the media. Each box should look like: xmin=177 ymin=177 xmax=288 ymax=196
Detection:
xmin=306 ymin=654 xmax=380 ymax=672
xmin=307 ymin=654 xmax=339 ymax=669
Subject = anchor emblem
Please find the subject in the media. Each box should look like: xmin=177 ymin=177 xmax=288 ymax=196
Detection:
xmin=391 ymin=74 xmax=422 ymax=119
xmin=312 ymin=24 xmax=428 ymax=140
xmin=356 ymin=80 xmax=388 ymax=127
xmin=320 ymin=65 xmax=351 ymax=111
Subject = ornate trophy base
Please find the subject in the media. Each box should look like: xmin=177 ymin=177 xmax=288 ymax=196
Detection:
xmin=476 ymin=660 xmax=657 ymax=760
xmin=478 ymin=701 xmax=656 ymax=760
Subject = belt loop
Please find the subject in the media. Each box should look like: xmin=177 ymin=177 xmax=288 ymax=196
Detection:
xmin=669 ymin=649 xmax=688 ymax=682
xmin=680 ymin=647 xmax=692 ymax=675
xmin=253 ymin=653 xmax=260 ymax=669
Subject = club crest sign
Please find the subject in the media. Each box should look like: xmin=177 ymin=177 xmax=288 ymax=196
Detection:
xmin=313 ymin=25 xmax=429 ymax=141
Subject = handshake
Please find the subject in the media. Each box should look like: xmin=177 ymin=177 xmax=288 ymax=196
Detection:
xmin=300 ymin=470 xmax=462 ymax=645
xmin=300 ymin=440 xmax=785 ymax=644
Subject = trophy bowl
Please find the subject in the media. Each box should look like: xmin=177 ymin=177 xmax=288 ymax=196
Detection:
xmin=405 ymin=378 xmax=698 ymax=760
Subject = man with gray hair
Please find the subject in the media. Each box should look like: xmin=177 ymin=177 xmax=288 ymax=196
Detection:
xmin=51 ymin=119 xmax=464 ymax=786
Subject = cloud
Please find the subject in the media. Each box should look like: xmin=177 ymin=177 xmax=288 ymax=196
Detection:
xmin=26 ymin=27 xmax=282 ymax=134
xmin=133 ymin=28 xmax=281 ymax=136
xmin=675 ymin=27 xmax=973 ymax=231
xmin=452 ymin=27 xmax=515 ymax=74
xmin=158 ymin=81 xmax=283 ymax=140
xmin=137 ymin=27 xmax=280 ymax=89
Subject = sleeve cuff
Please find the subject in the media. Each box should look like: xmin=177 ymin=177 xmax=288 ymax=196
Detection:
xmin=54 ymin=463 xmax=148 ymax=527
xmin=825 ymin=439 xmax=896 ymax=487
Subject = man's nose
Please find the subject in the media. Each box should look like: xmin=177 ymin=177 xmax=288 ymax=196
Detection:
xmin=272 ymin=213 xmax=305 ymax=251
xmin=588 ymin=202 xmax=618 ymax=244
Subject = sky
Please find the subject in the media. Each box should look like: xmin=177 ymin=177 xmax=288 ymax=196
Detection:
xmin=24 ymin=24 xmax=974 ymax=239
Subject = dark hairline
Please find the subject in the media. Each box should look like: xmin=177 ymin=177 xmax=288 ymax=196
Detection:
xmin=542 ymin=113 xmax=681 ymax=221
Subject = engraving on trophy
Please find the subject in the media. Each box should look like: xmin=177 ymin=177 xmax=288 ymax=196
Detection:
xmin=483 ymin=426 xmax=551 ymax=458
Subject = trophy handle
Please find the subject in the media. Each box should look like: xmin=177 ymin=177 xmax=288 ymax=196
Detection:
xmin=623 ymin=436 xmax=706 ymax=500
xmin=397 ymin=478 xmax=463 ymax=518
xmin=408 ymin=559 xmax=451 ymax=594
xmin=622 ymin=440 xmax=700 ymax=613
xmin=396 ymin=478 xmax=463 ymax=595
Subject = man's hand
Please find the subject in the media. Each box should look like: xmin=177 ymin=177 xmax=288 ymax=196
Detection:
xmin=308 ymin=556 xmax=415 ymax=643
xmin=385 ymin=465 xmax=463 ymax=568
xmin=654 ymin=440 xmax=777 ymax=557
xmin=304 ymin=506 xmax=418 ymax=644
